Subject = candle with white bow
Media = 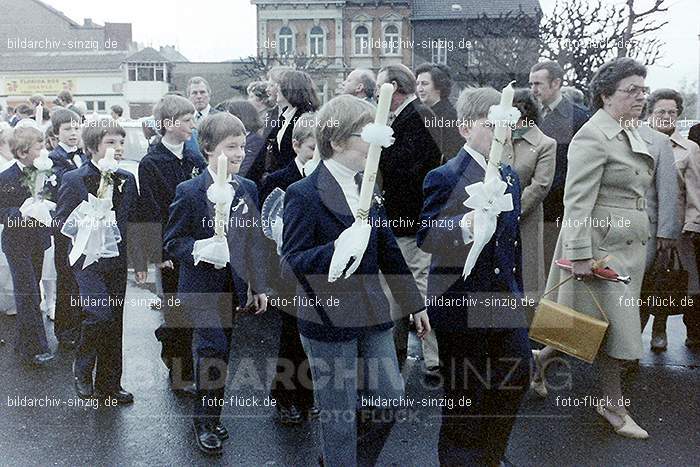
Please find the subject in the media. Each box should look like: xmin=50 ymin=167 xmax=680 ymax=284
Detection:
xmin=460 ymin=81 xmax=520 ymax=279
xmin=34 ymin=103 xmax=43 ymax=124
xmin=19 ymin=148 xmax=56 ymax=227
xmin=33 ymin=149 xmax=52 ymax=199
xmin=328 ymin=83 xmax=396 ymax=282
xmin=214 ymin=152 xmax=228 ymax=237
xmin=190 ymin=152 xmax=233 ymax=269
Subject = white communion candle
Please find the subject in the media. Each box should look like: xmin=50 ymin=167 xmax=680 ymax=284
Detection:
xmin=35 ymin=103 xmax=43 ymax=123
xmin=485 ymin=81 xmax=516 ymax=180
xmin=105 ymin=147 xmax=115 ymax=164
xmin=356 ymin=83 xmax=394 ymax=221
xmin=216 ymin=152 xmax=228 ymax=185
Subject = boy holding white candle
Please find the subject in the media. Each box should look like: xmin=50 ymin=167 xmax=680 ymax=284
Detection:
xmin=55 ymin=120 xmax=138 ymax=402
xmin=417 ymin=87 xmax=531 ymax=466
xmin=0 ymin=126 xmax=54 ymax=365
xmin=164 ymin=112 xmax=268 ymax=456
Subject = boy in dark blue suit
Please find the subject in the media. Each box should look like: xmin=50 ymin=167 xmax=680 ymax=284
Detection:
xmin=281 ymin=96 xmax=431 ymax=466
xmin=417 ymin=88 xmax=531 ymax=467
xmin=260 ymin=113 xmax=317 ymax=424
xmin=164 ymin=113 xmax=268 ymax=456
xmin=49 ymin=108 xmax=85 ymax=347
xmin=0 ymin=126 xmax=54 ymax=365
xmin=55 ymin=120 xmax=139 ymax=403
xmin=136 ymin=95 xmax=207 ymax=394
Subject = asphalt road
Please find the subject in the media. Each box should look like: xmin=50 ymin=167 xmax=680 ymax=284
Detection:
xmin=0 ymin=274 xmax=698 ymax=466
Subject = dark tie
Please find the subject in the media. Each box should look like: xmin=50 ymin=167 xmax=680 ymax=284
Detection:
xmin=354 ymin=172 xmax=364 ymax=194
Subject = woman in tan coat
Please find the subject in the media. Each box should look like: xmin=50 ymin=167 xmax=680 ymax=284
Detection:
xmin=532 ymin=58 xmax=653 ymax=439
xmin=506 ymin=90 xmax=556 ymax=301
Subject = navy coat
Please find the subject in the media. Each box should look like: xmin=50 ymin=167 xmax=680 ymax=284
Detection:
xmin=0 ymin=163 xmax=52 ymax=256
xmin=48 ymin=145 xmax=88 ymax=184
xmin=55 ymin=161 xmax=139 ymax=272
xmin=417 ymin=148 xmax=525 ymax=332
xmin=135 ymin=141 xmax=207 ymax=270
xmin=163 ymin=171 xmax=268 ymax=309
xmin=281 ymin=161 xmax=424 ymax=342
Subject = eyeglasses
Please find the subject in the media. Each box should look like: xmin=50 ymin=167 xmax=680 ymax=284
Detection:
xmin=652 ymin=109 xmax=678 ymax=117
xmin=616 ymin=85 xmax=650 ymax=97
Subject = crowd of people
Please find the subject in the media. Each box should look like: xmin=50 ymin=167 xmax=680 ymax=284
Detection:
xmin=1 ymin=57 xmax=700 ymax=465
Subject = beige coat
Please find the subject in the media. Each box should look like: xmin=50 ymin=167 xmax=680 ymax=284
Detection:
xmin=671 ymin=130 xmax=700 ymax=294
xmin=545 ymin=109 xmax=654 ymax=360
xmin=505 ymin=126 xmax=556 ymax=299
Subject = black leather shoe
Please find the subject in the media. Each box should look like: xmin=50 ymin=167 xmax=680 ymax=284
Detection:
xmin=172 ymin=382 xmax=197 ymax=398
xmin=73 ymin=362 xmax=93 ymax=399
xmin=193 ymin=421 xmax=222 ymax=456
xmin=212 ymin=421 xmax=229 ymax=440
xmin=277 ymin=404 xmax=303 ymax=425
xmin=95 ymin=387 xmax=134 ymax=405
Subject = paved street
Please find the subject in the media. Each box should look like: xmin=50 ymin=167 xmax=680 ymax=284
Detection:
xmin=1 ymin=273 xmax=698 ymax=466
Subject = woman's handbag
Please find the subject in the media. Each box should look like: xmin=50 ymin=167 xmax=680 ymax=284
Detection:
xmin=529 ymin=275 xmax=610 ymax=364
xmin=640 ymin=247 xmax=688 ymax=316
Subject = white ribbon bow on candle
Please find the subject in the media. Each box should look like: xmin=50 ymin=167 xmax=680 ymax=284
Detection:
xmin=19 ymin=149 xmax=56 ymax=227
xmin=460 ymin=81 xmax=520 ymax=280
xmin=61 ymin=194 xmax=121 ymax=268
xmin=192 ymin=153 xmax=233 ymax=269
xmin=328 ymin=83 xmax=395 ymax=282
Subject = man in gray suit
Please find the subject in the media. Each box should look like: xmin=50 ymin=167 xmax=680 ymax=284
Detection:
xmin=640 ymin=123 xmax=682 ymax=349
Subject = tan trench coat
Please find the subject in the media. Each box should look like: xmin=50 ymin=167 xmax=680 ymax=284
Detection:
xmin=505 ymin=126 xmax=556 ymax=299
xmin=545 ymin=109 xmax=655 ymax=360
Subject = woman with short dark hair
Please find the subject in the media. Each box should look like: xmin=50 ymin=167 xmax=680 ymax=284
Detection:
xmin=267 ymin=70 xmax=320 ymax=173
xmin=535 ymin=57 xmax=652 ymax=439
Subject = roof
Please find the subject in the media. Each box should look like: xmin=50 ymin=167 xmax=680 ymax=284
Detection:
xmin=411 ymin=0 xmax=541 ymax=20
xmin=158 ymin=47 xmax=189 ymax=62
xmin=126 ymin=47 xmax=168 ymax=63
xmin=0 ymin=52 xmax=128 ymax=72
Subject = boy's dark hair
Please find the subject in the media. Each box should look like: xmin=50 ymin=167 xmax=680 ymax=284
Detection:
xmin=81 ymin=120 xmax=126 ymax=156
xmin=51 ymin=108 xmax=81 ymax=134
xmin=15 ymin=103 xmax=34 ymax=118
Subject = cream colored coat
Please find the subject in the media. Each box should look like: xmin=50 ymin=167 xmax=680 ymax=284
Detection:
xmin=505 ymin=126 xmax=556 ymax=299
xmin=545 ymin=109 xmax=654 ymax=360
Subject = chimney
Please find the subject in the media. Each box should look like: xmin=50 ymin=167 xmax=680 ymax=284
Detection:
xmin=84 ymin=18 xmax=94 ymax=27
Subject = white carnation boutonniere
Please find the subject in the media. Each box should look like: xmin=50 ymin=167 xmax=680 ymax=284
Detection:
xmin=191 ymin=166 xmax=200 ymax=179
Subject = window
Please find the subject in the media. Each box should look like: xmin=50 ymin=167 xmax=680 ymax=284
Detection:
xmin=85 ymin=100 xmax=106 ymax=112
xmin=127 ymin=63 xmax=166 ymax=82
xmin=279 ymin=26 xmax=294 ymax=56
xmin=431 ymin=42 xmax=447 ymax=65
xmin=354 ymin=25 xmax=370 ymax=55
xmin=384 ymin=25 xmax=400 ymax=55
xmin=309 ymin=26 xmax=324 ymax=56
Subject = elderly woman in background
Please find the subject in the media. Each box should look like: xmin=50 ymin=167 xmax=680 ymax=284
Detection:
xmin=647 ymin=88 xmax=700 ymax=348
xmin=534 ymin=58 xmax=653 ymax=439
xmin=505 ymin=90 xmax=556 ymax=302
xmin=217 ymin=99 xmax=266 ymax=185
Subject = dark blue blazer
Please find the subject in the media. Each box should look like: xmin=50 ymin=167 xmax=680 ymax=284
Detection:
xmin=240 ymin=132 xmax=266 ymax=186
xmin=259 ymin=160 xmax=303 ymax=206
xmin=417 ymin=148 xmax=525 ymax=332
xmin=163 ymin=171 xmax=268 ymax=309
xmin=55 ymin=161 xmax=139 ymax=272
xmin=135 ymin=141 xmax=207 ymax=270
xmin=48 ymin=145 xmax=88 ymax=184
xmin=0 ymin=163 xmax=52 ymax=256
xmin=281 ymin=161 xmax=424 ymax=342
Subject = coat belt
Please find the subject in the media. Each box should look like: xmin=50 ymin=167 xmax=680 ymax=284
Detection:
xmin=596 ymin=194 xmax=647 ymax=211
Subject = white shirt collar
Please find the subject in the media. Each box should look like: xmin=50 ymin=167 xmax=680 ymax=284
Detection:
xmin=282 ymin=106 xmax=296 ymax=120
xmin=206 ymin=166 xmax=232 ymax=183
xmin=463 ymin=144 xmax=488 ymax=171
xmin=15 ymin=160 xmax=26 ymax=170
xmin=161 ymin=137 xmax=184 ymax=159
xmin=59 ymin=142 xmax=78 ymax=153
xmin=196 ymin=104 xmax=211 ymax=118
xmin=325 ymin=158 xmax=357 ymax=182
xmin=90 ymin=158 xmax=101 ymax=171
xmin=394 ymin=95 xmax=417 ymax=119
xmin=545 ymin=94 xmax=563 ymax=112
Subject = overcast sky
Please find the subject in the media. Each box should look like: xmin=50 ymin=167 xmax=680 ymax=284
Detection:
xmin=45 ymin=0 xmax=698 ymax=91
